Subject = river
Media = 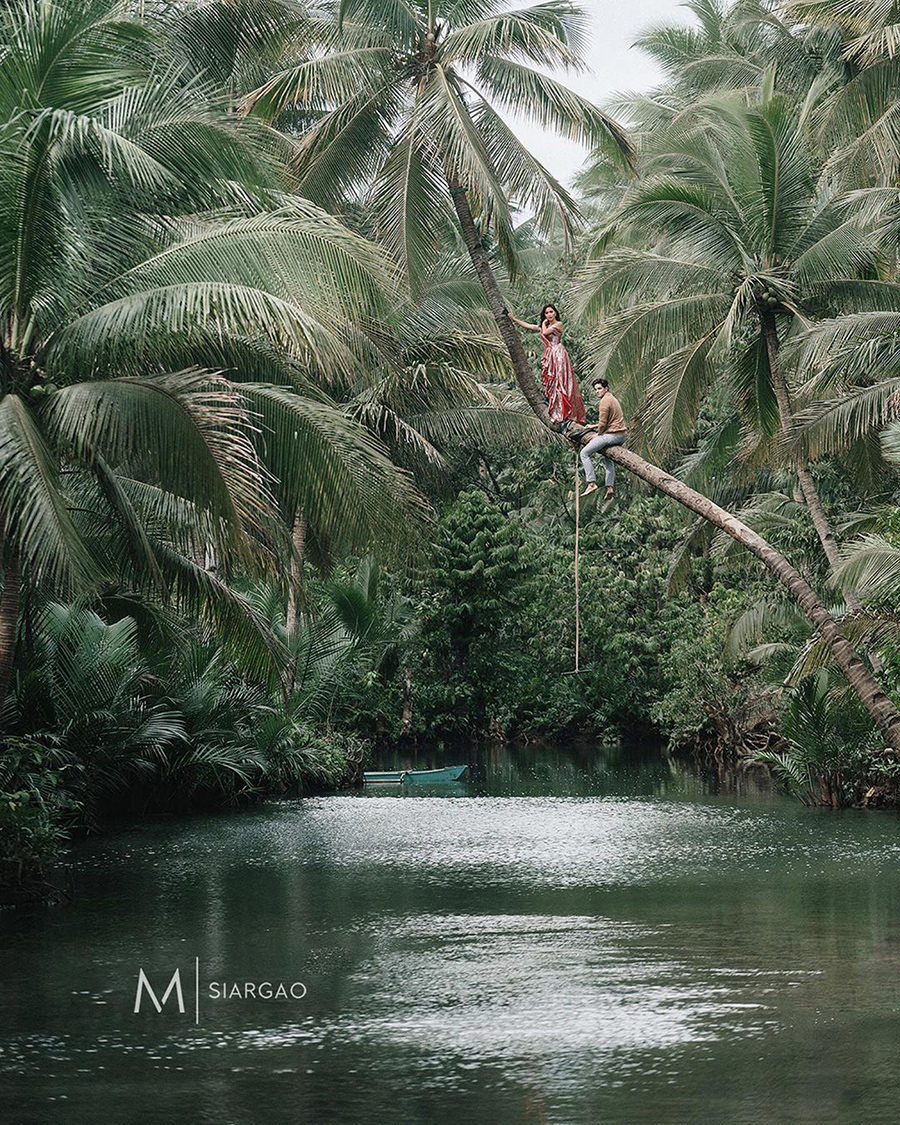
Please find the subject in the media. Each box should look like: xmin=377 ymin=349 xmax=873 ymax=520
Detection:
xmin=2 ymin=742 xmax=900 ymax=1123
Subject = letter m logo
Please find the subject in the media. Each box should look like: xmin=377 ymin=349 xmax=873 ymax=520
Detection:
xmin=133 ymin=968 xmax=185 ymax=1014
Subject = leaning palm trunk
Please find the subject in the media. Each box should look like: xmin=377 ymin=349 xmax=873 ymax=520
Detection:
xmin=0 ymin=547 xmax=20 ymax=708
xmin=761 ymin=312 xmax=864 ymax=614
xmin=447 ymin=173 xmax=552 ymax=426
xmin=285 ymin=509 xmax=306 ymax=639
xmin=284 ymin=509 xmax=307 ymax=700
xmin=603 ymin=446 xmax=900 ymax=751
xmin=449 ymin=184 xmax=900 ymax=755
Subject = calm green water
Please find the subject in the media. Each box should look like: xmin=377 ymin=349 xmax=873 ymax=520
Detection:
xmin=3 ymin=743 xmax=900 ymax=1123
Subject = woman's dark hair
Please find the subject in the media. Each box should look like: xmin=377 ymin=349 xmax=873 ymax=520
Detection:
xmin=592 ymin=377 xmax=609 ymax=389
xmin=540 ymin=303 xmax=560 ymax=322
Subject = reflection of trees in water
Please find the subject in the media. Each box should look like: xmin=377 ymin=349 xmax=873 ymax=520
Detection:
xmin=370 ymin=740 xmax=776 ymax=799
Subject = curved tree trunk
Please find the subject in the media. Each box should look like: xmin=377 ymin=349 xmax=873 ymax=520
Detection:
xmin=602 ymin=446 xmax=900 ymax=750
xmin=761 ymin=311 xmax=863 ymax=611
xmin=284 ymin=508 xmax=307 ymax=701
xmin=0 ymin=546 xmax=21 ymax=709
xmin=285 ymin=508 xmax=306 ymax=640
xmin=447 ymin=172 xmax=554 ymax=427
xmin=449 ymin=180 xmax=900 ymax=754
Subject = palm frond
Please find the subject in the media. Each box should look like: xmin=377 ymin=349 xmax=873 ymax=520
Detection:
xmin=90 ymin=452 xmax=164 ymax=592
xmin=147 ymin=540 xmax=289 ymax=681
xmin=441 ymin=3 xmax=585 ymax=69
xmin=41 ymin=372 xmax=275 ymax=546
xmin=645 ymin=330 xmax=719 ymax=448
xmin=789 ymin=378 xmax=900 ymax=458
xmin=474 ymin=56 xmax=634 ymax=170
xmin=0 ymin=394 xmax=95 ymax=592
xmin=368 ymin=118 xmax=454 ymax=292
xmin=239 ymin=383 xmax=432 ymax=560
xmin=726 ymin=597 xmax=808 ymax=656
xmin=832 ymin=534 xmax=900 ymax=600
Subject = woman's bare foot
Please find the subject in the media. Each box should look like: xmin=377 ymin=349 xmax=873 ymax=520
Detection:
xmin=604 ymin=487 xmax=614 ymax=501
xmin=583 ymin=482 xmax=598 ymax=496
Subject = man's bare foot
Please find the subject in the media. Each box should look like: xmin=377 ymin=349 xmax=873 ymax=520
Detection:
xmin=583 ymin=482 xmax=598 ymax=496
xmin=604 ymin=487 xmax=614 ymax=501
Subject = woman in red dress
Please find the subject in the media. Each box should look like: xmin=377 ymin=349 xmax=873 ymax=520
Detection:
xmin=510 ymin=303 xmax=586 ymax=426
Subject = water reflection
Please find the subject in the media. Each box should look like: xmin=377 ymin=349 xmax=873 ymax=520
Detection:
xmin=2 ymin=742 xmax=900 ymax=1122
xmin=363 ymin=740 xmax=778 ymax=801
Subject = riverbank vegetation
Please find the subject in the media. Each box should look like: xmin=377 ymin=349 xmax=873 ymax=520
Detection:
xmin=4 ymin=0 xmax=900 ymax=899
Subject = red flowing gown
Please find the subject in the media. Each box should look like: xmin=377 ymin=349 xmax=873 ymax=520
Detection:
xmin=541 ymin=323 xmax=586 ymax=424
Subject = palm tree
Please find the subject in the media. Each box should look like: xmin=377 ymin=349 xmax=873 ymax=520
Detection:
xmin=0 ymin=0 xmax=428 ymax=705
xmin=240 ymin=1 xmax=900 ymax=749
xmin=244 ymin=0 xmax=634 ymax=414
xmin=572 ymin=92 xmax=900 ymax=740
xmin=576 ymin=94 xmax=892 ymax=580
xmin=786 ymin=0 xmax=900 ymax=64
xmin=771 ymin=2 xmax=900 ymax=187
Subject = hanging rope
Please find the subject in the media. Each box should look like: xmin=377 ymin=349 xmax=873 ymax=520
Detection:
xmin=574 ymin=451 xmax=581 ymax=674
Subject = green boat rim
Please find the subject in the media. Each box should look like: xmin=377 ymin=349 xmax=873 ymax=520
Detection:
xmin=363 ymin=765 xmax=468 ymax=784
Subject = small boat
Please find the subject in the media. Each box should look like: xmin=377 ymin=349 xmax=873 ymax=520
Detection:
xmin=363 ymin=765 xmax=468 ymax=785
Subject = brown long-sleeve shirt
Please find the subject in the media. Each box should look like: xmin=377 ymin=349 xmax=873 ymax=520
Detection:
xmin=596 ymin=391 xmax=626 ymax=434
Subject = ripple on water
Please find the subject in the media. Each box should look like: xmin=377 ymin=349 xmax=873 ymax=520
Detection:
xmin=329 ymin=911 xmax=790 ymax=1069
xmin=3 ymin=787 xmax=898 ymax=1121
xmin=0 ymin=909 xmax=790 ymax=1093
xmin=224 ymin=796 xmax=900 ymax=889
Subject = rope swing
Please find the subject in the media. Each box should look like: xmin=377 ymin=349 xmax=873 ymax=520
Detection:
xmin=574 ymin=450 xmax=581 ymax=674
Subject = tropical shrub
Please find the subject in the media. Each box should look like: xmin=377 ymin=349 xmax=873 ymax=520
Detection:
xmin=753 ymin=670 xmax=885 ymax=807
xmin=0 ymin=738 xmax=81 ymax=903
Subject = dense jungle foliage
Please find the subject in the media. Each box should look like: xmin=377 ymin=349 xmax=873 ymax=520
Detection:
xmin=4 ymin=0 xmax=900 ymax=899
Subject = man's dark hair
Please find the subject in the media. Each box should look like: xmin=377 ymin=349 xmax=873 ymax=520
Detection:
xmin=592 ymin=377 xmax=609 ymax=389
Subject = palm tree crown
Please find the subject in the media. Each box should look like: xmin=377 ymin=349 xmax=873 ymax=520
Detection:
xmin=786 ymin=0 xmax=900 ymax=64
xmin=246 ymin=0 xmax=633 ymax=289
xmin=577 ymin=93 xmax=887 ymax=452
xmin=0 ymin=0 xmax=429 ymax=603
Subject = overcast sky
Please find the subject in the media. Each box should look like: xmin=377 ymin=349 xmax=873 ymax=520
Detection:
xmin=512 ymin=0 xmax=696 ymax=185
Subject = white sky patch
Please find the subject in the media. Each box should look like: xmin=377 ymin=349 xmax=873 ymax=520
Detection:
xmin=506 ymin=0 xmax=697 ymax=186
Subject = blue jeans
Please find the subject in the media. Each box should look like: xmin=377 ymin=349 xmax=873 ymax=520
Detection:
xmin=581 ymin=432 xmax=626 ymax=487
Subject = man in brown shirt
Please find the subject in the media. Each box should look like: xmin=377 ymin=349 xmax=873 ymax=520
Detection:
xmin=580 ymin=377 xmax=627 ymax=500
